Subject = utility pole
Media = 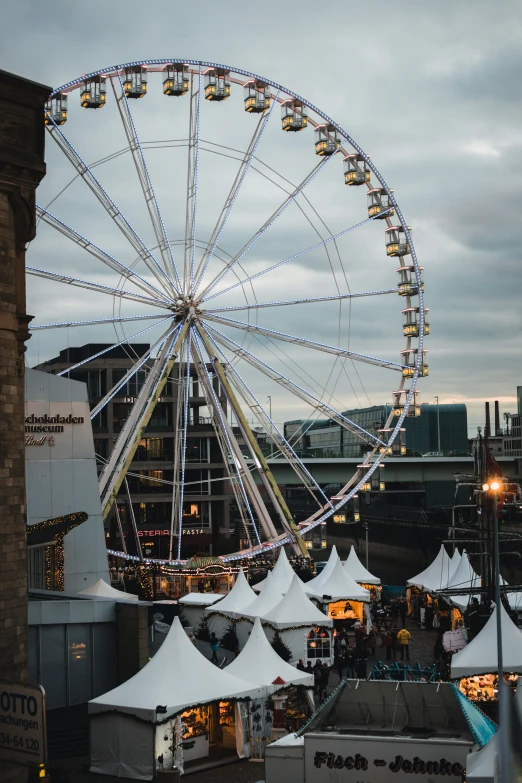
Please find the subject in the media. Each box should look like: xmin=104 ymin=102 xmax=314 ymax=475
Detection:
xmin=435 ymin=395 xmax=441 ymax=454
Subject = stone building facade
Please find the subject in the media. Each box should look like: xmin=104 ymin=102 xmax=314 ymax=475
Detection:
xmin=0 ymin=69 xmax=50 ymax=780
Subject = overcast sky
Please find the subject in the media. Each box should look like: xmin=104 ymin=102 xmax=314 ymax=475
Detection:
xmin=3 ymin=0 xmax=521 ymax=436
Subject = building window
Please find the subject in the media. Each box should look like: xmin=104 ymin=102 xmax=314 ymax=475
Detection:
xmin=186 ymin=437 xmax=209 ymax=463
xmin=112 ymin=369 xmax=147 ymax=398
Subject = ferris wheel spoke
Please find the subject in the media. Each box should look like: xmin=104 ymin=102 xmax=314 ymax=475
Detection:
xmin=111 ymin=76 xmax=182 ymax=294
xmin=90 ymin=321 xmax=182 ymax=418
xmin=202 ymin=210 xmax=393 ymax=304
xmin=205 ymin=288 xmax=398 ymax=314
xmin=183 ymin=67 xmax=202 ymax=294
xmin=206 ymin=324 xmax=386 ymax=447
xmin=196 ymin=325 xmax=306 ymax=552
xmin=45 ymin=118 xmax=174 ymax=293
xmin=56 ymin=316 xmax=173 ymax=376
xmin=202 ymin=324 xmax=332 ymax=510
xmin=191 ymin=332 xmax=264 ymax=545
xmin=35 ymin=206 xmax=172 ymax=303
xmin=30 ymin=313 xmax=170 ymax=331
xmin=99 ymin=321 xmax=190 ymax=515
xmin=203 ymin=313 xmax=404 ymax=372
xmin=174 ymin=331 xmax=192 ymax=559
xmin=26 ymin=266 xmax=171 ymax=309
xmin=198 ymin=154 xmax=337 ymax=300
xmin=193 ymin=93 xmax=279 ymax=294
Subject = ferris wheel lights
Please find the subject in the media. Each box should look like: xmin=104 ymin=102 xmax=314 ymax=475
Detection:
xmin=163 ymin=64 xmax=189 ymax=96
xmin=343 ymin=154 xmax=370 ymax=186
xmin=386 ymin=226 xmax=411 ymax=257
xmin=314 ymin=124 xmax=341 ymax=156
xmin=243 ymin=80 xmax=271 ymax=113
xmin=281 ymin=99 xmax=308 ymax=131
xmin=368 ymin=187 xmax=395 ymax=219
xmin=203 ymin=68 xmax=231 ymax=101
xmin=45 ymin=93 xmax=68 ymax=125
xmin=123 ymin=66 xmax=148 ymax=99
xmin=80 ymin=76 xmax=106 ymax=109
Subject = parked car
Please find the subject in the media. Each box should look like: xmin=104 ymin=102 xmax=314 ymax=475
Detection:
xmin=448 ymin=449 xmax=472 ymax=457
xmin=422 ymin=451 xmax=444 ymax=457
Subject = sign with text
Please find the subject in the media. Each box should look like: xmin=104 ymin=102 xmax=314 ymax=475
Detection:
xmin=0 ymin=683 xmax=47 ymax=766
xmin=304 ymin=734 xmax=471 ymax=782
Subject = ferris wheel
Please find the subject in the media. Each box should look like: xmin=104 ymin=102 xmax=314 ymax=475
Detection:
xmin=31 ymin=59 xmax=428 ymax=564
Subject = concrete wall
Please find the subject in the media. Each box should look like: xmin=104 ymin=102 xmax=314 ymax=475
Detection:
xmin=25 ymin=368 xmax=109 ymax=592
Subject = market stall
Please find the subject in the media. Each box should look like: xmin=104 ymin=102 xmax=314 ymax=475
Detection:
xmin=226 ymin=617 xmax=314 ymax=756
xmin=89 ymin=617 xmax=263 ymax=779
xmin=204 ymin=568 xmax=257 ymax=639
xmin=252 ymin=547 xmax=297 ymax=594
xmin=304 ymin=558 xmax=371 ymax=625
xmin=178 ymin=592 xmax=224 ymax=631
xmin=261 ymin=575 xmax=333 ymax=664
xmin=77 ymin=578 xmax=140 ymax=602
xmin=343 ymin=545 xmax=381 ymax=595
xmin=451 ymin=603 xmax=522 ymax=705
xmin=407 ymin=545 xmax=460 ymax=626
xmin=302 ymin=546 xmax=340 ymax=595
xmin=438 ymin=551 xmax=481 ymax=619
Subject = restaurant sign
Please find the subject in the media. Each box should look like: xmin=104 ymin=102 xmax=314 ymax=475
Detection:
xmin=25 ymin=412 xmax=85 ymax=446
xmin=304 ymin=736 xmax=470 ymax=782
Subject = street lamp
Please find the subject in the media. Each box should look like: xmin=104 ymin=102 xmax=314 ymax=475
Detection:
xmin=483 ymin=479 xmax=512 ymax=782
xmin=434 ymin=396 xmax=441 ymax=454
xmin=267 ymin=396 xmax=272 ymax=458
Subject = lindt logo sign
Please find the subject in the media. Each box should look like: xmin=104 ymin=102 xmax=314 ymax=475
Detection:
xmin=24 ymin=413 xmax=85 ymax=446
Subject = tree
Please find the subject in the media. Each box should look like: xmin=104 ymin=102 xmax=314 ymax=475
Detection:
xmin=195 ymin=615 xmax=211 ymax=642
xmin=271 ymin=630 xmax=292 ymax=662
xmin=220 ymin=622 xmax=239 ymax=653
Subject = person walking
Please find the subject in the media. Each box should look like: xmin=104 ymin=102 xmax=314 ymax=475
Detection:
xmin=319 ymin=661 xmax=330 ymax=701
xmin=346 ymin=646 xmax=355 ymax=678
xmin=383 ymin=631 xmax=394 ymax=662
xmin=391 ymin=600 xmax=400 ymax=630
xmin=209 ymin=632 xmax=219 ymax=664
xmin=305 ymin=660 xmax=314 ymax=676
xmin=296 ymin=658 xmax=306 ymax=672
xmin=366 ymin=628 xmax=377 ymax=658
xmin=335 ymin=650 xmax=345 ymax=682
xmin=397 ymin=627 xmax=411 ymax=661
xmin=399 ymin=598 xmax=408 ymax=628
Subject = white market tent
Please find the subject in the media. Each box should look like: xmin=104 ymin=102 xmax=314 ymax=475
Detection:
xmin=305 ymin=559 xmax=370 ymax=603
xmin=466 ymin=733 xmax=498 ymax=782
xmin=302 ymin=546 xmax=340 ymax=595
xmin=451 ymin=603 xmax=522 ymax=679
xmin=226 ymin=617 xmax=314 ymax=693
xmin=89 ymin=617 xmax=263 ymax=780
xmin=261 ymin=575 xmax=333 ymax=664
xmin=441 ymin=551 xmax=481 ymax=613
xmin=407 ymin=544 xmax=455 ymax=592
xmin=77 ymin=578 xmax=139 ymax=602
xmin=178 ymin=592 xmax=224 ymax=630
xmin=204 ymin=569 xmax=258 ymax=638
xmin=343 ymin=545 xmax=381 ymax=585
xmin=252 ymin=547 xmax=296 ymax=594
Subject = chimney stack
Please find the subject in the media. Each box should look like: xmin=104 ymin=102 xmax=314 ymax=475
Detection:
xmin=494 ymin=400 xmax=500 ymax=436
xmin=485 ymin=401 xmax=491 ymax=438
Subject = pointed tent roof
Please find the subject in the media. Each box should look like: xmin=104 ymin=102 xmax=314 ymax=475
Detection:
xmin=451 ymin=603 xmax=522 ymax=678
xmin=442 ymin=551 xmax=481 ymax=612
xmin=242 ymin=571 xmax=283 ymax=620
xmin=465 ymin=733 xmax=498 ymax=782
xmin=225 ymin=618 xmax=314 ymax=690
xmin=450 ymin=548 xmax=462 ymax=576
xmin=204 ymin=569 xmax=257 ymax=618
xmin=252 ymin=548 xmax=296 ymax=594
xmin=89 ymin=617 xmax=262 ymax=722
xmin=407 ymin=544 xmax=454 ymax=592
xmin=343 ymin=546 xmax=381 ymax=585
xmin=303 ymin=546 xmax=340 ymax=594
xmin=77 ymin=579 xmax=139 ymax=602
xmin=305 ymin=559 xmax=370 ymax=603
xmin=262 ymin=575 xmax=333 ymax=629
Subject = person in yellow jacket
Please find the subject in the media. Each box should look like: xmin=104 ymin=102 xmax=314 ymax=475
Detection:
xmin=397 ymin=627 xmax=411 ymax=661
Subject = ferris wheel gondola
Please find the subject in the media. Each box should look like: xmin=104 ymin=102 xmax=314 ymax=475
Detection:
xmin=30 ymin=59 xmax=428 ymax=565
